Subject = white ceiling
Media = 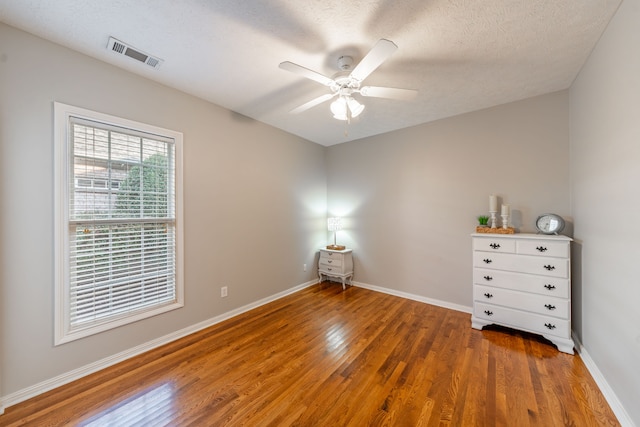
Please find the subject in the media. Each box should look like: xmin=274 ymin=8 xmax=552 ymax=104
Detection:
xmin=0 ymin=0 xmax=621 ymax=146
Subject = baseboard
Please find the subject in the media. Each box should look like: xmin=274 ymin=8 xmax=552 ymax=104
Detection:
xmin=572 ymin=331 xmax=635 ymax=427
xmin=0 ymin=279 xmax=318 ymax=411
xmin=352 ymin=281 xmax=472 ymax=314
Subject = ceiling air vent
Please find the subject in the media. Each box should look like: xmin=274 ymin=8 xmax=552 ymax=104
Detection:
xmin=107 ymin=37 xmax=164 ymax=69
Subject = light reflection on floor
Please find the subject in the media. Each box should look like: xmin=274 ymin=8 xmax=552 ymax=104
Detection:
xmin=325 ymin=323 xmax=347 ymax=356
xmin=78 ymin=382 xmax=175 ymax=426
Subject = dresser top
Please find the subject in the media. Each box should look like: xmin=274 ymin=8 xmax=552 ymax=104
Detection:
xmin=471 ymin=233 xmax=572 ymax=242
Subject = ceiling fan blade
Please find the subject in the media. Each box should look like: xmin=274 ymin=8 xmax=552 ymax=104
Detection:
xmin=359 ymin=86 xmax=418 ymax=100
xmin=279 ymin=61 xmax=335 ymax=87
xmin=349 ymin=39 xmax=398 ymax=83
xmin=289 ymin=93 xmax=336 ymax=114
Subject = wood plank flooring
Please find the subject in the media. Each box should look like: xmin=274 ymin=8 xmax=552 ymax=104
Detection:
xmin=1 ymin=283 xmax=619 ymax=426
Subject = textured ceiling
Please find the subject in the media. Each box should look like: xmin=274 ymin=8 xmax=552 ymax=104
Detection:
xmin=0 ymin=0 xmax=621 ymax=146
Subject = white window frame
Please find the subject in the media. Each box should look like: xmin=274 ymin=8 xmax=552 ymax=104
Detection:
xmin=54 ymin=102 xmax=184 ymax=345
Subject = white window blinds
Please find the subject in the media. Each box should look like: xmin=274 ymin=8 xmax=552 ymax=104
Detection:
xmin=55 ymin=103 xmax=183 ymax=344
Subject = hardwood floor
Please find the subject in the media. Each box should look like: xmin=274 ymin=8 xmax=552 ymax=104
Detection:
xmin=1 ymin=283 xmax=619 ymax=426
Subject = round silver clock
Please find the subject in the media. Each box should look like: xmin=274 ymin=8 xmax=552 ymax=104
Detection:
xmin=535 ymin=213 xmax=565 ymax=235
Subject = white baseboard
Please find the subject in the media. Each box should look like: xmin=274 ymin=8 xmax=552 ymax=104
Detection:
xmin=572 ymin=332 xmax=635 ymax=427
xmin=352 ymin=280 xmax=473 ymax=314
xmin=0 ymin=279 xmax=317 ymax=411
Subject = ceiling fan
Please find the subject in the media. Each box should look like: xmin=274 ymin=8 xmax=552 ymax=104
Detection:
xmin=279 ymin=39 xmax=418 ymax=121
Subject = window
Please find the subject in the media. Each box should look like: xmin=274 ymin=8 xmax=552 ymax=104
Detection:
xmin=54 ymin=103 xmax=183 ymax=345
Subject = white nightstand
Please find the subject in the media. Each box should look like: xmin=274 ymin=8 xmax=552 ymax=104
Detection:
xmin=318 ymin=248 xmax=353 ymax=290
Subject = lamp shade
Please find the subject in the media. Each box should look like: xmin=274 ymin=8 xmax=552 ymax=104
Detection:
xmin=347 ymin=97 xmax=364 ymax=117
xmin=327 ymin=217 xmax=342 ymax=232
xmin=330 ymin=97 xmax=348 ymax=120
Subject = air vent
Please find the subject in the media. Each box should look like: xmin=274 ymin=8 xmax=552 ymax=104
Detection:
xmin=107 ymin=37 xmax=164 ymax=69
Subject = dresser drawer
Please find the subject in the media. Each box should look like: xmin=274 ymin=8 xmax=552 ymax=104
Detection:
xmin=472 ymin=237 xmax=516 ymax=253
xmin=474 ymin=302 xmax=570 ymax=338
xmin=474 ymin=285 xmax=569 ymax=319
xmin=517 ymin=240 xmax=569 ymax=258
xmin=473 ymin=268 xmax=569 ymax=298
xmin=473 ymin=252 xmax=569 ymax=278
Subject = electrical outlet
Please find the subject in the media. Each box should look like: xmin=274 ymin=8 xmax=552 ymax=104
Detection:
xmin=303 ymin=263 xmax=307 ymax=272
xmin=221 ymin=286 xmax=228 ymax=298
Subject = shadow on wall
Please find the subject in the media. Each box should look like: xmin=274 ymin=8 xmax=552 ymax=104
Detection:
xmin=571 ymin=240 xmax=583 ymax=343
xmin=228 ymin=110 xmax=257 ymax=123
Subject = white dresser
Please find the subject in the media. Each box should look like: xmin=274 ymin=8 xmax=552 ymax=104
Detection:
xmin=318 ymin=248 xmax=353 ymax=290
xmin=471 ymin=233 xmax=575 ymax=354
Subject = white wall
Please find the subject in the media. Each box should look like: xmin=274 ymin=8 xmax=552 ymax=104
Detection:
xmin=326 ymin=91 xmax=570 ymax=307
xmin=570 ymin=0 xmax=640 ymax=424
xmin=0 ymin=23 xmax=327 ymax=398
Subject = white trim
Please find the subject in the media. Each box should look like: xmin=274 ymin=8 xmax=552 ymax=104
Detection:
xmin=352 ymin=280 xmax=473 ymax=314
xmin=0 ymin=279 xmax=317 ymax=410
xmin=571 ymin=332 xmax=635 ymax=427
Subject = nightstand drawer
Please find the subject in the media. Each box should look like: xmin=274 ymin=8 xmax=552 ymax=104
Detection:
xmin=320 ymin=250 xmax=342 ymax=258
xmin=474 ymin=285 xmax=569 ymax=319
xmin=319 ymin=257 xmax=343 ymax=268
xmin=319 ymin=265 xmax=341 ymax=274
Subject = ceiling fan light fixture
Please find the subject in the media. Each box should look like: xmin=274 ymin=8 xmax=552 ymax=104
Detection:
xmin=330 ymin=96 xmax=364 ymax=121
xmin=330 ymin=97 xmax=348 ymax=120
xmin=347 ymin=97 xmax=364 ymax=118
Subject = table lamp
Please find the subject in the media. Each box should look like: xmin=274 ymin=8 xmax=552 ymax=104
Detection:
xmin=326 ymin=217 xmax=345 ymax=250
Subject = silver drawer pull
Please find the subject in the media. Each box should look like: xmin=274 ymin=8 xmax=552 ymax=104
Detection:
xmin=544 ymin=284 xmax=556 ymax=290
xmin=543 ymin=264 xmax=555 ymax=271
xmin=544 ymin=304 xmax=556 ymax=310
xmin=484 ymin=293 xmax=493 ymax=299
xmin=544 ymin=323 xmax=556 ymax=330
xmin=536 ymin=246 xmax=548 ymax=252
xmin=327 ymin=268 xmax=333 ymax=271
xmin=327 ymin=260 xmax=333 ymax=263
xmin=483 ymin=275 xmax=493 ymax=281
xmin=489 ymin=243 xmax=500 ymax=249
xmin=484 ymin=310 xmax=493 ymax=316
xmin=483 ymin=258 xmax=492 ymax=264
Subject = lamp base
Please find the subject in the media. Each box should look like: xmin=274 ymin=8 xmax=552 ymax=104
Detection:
xmin=326 ymin=245 xmax=346 ymax=251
